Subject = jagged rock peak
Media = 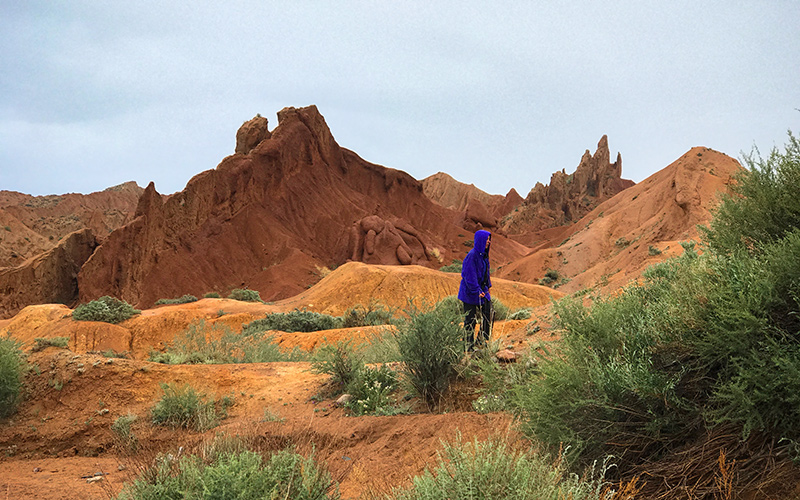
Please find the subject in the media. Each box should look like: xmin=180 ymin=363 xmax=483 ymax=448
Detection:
xmin=134 ymin=182 xmax=163 ymax=218
xmin=236 ymin=114 xmax=271 ymax=154
xmin=501 ymin=136 xmax=633 ymax=233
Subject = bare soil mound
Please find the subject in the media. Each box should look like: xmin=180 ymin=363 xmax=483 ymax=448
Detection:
xmin=278 ymin=261 xmax=560 ymax=316
xmin=3 ymin=262 xmax=560 ymax=359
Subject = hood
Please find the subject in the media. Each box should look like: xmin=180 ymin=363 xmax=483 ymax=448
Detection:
xmin=473 ymin=230 xmax=491 ymax=256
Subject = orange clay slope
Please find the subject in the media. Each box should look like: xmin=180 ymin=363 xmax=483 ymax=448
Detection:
xmin=2 ymin=261 xmax=562 ymax=359
xmin=497 ymin=147 xmax=741 ymax=293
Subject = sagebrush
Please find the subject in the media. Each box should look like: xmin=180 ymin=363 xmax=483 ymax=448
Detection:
xmin=72 ymin=296 xmax=140 ymax=324
xmin=0 ymin=335 xmax=25 ymax=419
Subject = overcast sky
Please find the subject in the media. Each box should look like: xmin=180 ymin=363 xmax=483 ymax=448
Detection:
xmin=2 ymin=1 xmax=798 ymax=197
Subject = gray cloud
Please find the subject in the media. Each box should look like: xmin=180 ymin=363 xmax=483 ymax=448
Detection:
xmin=1 ymin=1 xmax=798 ymax=196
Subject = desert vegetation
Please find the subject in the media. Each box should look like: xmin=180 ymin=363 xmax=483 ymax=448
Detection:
xmin=72 ymin=296 xmax=140 ymax=323
xmin=154 ymin=294 xmax=198 ymax=305
xmin=149 ymin=320 xmax=307 ymax=364
xmin=150 ymin=382 xmax=234 ymax=431
xmin=116 ymin=435 xmax=339 ymax=500
xmin=0 ymin=335 xmax=25 ymax=419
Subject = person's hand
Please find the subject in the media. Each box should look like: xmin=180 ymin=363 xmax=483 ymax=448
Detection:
xmin=479 ymin=292 xmax=485 ymax=298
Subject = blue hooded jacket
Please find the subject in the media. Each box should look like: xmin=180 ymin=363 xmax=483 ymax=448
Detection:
xmin=458 ymin=230 xmax=492 ymax=305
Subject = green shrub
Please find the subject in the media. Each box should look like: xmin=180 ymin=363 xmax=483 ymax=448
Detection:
xmin=539 ymin=269 xmax=560 ymax=285
xmin=150 ymin=320 xmax=306 ymax=365
xmin=116 ymin=447 xmax=339 ymax=500
xmin=72 ymin=296 xmax=140 ymax=324
xmin=339 ymin=301 xmax=396 ymax=328
xmin=647 ymin=245 xmax=662 ymax=256
xmin=101 ymin=349 xmax=130 ymax=359
xmin=395 ymin=305 xmax=463 ymax=406
xmin=154 ymin=294 xmax=198 ymax=305
xmin=389 ymin=436 xmax=615 ymax=500
xmin=508 ymin=308 xmax=533 ymax=320
xmin=311 ymin=340 xmax=362 ymax=392
xmin=702 ymin=131 xmax=800 ymax=256
xmin=490 ymin=297 xmax=509 ymax=320
xmin=203 ymin=292 xmax=221 ymax=298
xmin=150 ymin=383 xmax=233 ymax=431
xmin=227 ymin=288 xmax=263 ymax=303
xmin=345 ymin=365 xmax=405 ymax=416
xmin=244 ymin=309 xmax=340 ymax=334
xmin=111 ymin=413 xmax=138 ymax=450
xmin=358 ymin=329 xmax=402 ymax=364
xmin=432 ymin=295 xmax=462 ymax=320
xmin=471 ymin=394 xmax=505 ymax=414
xmin=0 ymin=335 xmax=26 ymax=419
xmin=438 ymin=259 xmax=463 ymax=273
xmin=31 ymin=337 xmax=69 ymax=352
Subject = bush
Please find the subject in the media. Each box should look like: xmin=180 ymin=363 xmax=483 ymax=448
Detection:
xmin=539 ymin=269 xmax=560 ymax=285
xmin=358 ymin=329 xmax=402 ymax=364
xmin=647 ymin=245 xmax=662 ymax=256
xmin=432 ymin=295 xmax=462 ymax=320
xmin=117 ymin=447 xmax=339 ymax=500
xmin=244 ymin=309 xmax=340 ymax=334
xmin=311 ymin=340 xmax=362 ymax=392
xmin=150 ymin=383 xmax=233 ymax=431
xmin=702 ymin=131 xmax=800 ymax=256
xmin=389 ymin=436 xmax=615 ymax=500
xmin=508 ymin=307 xmax=533 ymax=320
xmin=154 ymin=294 xmax=198 ymax=305
xmin=72 ymin=296 xmax=140 ymax=324
xmin=339 ymin=301 xmax=396 ymax=328
xmin=0 ymin=335 xmax=25 ymax=419
xmin=203 ymin=292 xmax=221 ymax=298
xmin=345 ymin=365 xmax=405 ymax=416
xmin=31 ymin=337 xmax=69 ymax=352
xmin=111 ymin=413 xmax=138 ymax=450
xmin=227 ymin=288 xmax=263 ymax=302
xmin=149 ymin=320 xmax=306 ymax=364
xmin=438 ymin=259 xmax=463 ymax=273
xmin=395 ymin=305 xmax=464 ymax=406
xmin=490 ymin=297 xmax=509 ymax=321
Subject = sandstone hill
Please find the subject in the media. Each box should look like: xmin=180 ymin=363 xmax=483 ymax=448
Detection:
xmin=0 ymin=181 xmax=142 ymax=268
xmin=497 ymin=146 xmax=742 ymax=293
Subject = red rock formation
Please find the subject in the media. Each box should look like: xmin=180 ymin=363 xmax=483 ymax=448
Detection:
xmin=422 ymin=172 xmax=524 ymax=221
xmin=77 ymin=106 xmax=530 ymax=308
xmin=235 ymin=115 xmax=271 ymax=154
xmin=349 ymin=215 xmax=432 ymax=265
xmin=501 ymin=136 xmax=634 ymax=235
xmin=0 ymin=182 xmax=142 ymax=267
xmin=0 ymin=229 xmax=98 ymax=319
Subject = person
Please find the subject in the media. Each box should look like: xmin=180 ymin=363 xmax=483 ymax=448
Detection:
xmin=458 ymin=229 xmax=493 ymax=352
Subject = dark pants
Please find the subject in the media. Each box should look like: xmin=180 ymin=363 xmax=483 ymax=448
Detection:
xmin=463 ymin=300 xmax=492 ymax=351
